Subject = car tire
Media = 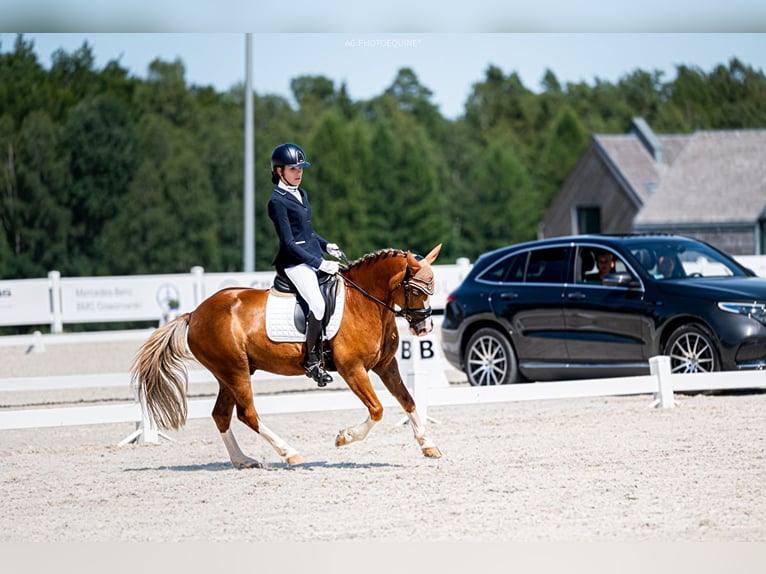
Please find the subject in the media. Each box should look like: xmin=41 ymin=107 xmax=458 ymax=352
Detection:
xmin=664 ymin=323 xmax=720 ymax=373
xmin=464 ymin=327 xmax=519 ymax=386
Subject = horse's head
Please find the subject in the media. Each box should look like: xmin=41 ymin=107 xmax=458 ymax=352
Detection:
xmin=342 ymin=244 xmax=442 ymax=336
xmin=400 ymin=243 xmax=442 ymax=336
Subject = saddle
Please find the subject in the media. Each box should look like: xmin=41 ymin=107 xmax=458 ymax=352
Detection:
xmin=271 ymin=270 xmax=340 ymax=334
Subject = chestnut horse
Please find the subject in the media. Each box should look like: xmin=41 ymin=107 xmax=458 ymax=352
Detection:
xmin=131 ymin=244 xmax=442 ymax=468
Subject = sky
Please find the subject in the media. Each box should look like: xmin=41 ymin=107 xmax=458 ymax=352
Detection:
xmin=2 ymin=1 xmax=766 ymax=32
xmin=2 ymin=32 xmax=766 ymax=120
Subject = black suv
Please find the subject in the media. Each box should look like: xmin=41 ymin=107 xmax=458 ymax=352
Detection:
xmin=441 ymin=234 xmax=766 ymax=385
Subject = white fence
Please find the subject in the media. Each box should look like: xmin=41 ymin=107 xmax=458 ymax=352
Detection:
xmin=2 ymin=255 xmax=764 ymax=333
xmin=0 ymin=260 xmax=473 ymax=332
xmin=2 ymin=256 xmax=765 ymax=442
xmin=2 ymin=351 xmax=764 ymax=444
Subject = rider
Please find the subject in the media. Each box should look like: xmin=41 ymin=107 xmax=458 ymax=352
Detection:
xmin=267 ymin=143 xmax=344 ymax=387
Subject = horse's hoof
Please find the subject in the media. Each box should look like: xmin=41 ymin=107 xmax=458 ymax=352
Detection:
xmin=335 ymin=428 xmax=354 ymax=447
xmin=422 ymin=446 xmax=442 ymax=458
xmin=286 ymin=453 xmax=305 ymax=465
xmin=233 ymin=458 xmax=263 ymax=469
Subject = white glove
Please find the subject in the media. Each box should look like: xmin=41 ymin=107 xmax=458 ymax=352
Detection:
xmin=326 ymin=243 xmax=344 ymax=259
xmin=318 ymin=260 xmax=339 ymax=275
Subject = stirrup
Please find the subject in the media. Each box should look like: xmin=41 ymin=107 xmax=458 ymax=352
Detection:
xmin=304 ymin=361 xmax=333 ymax=388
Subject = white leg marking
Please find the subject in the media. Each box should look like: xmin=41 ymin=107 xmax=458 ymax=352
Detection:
xmin=407 ymin=410 xmax=437 ymax=450
xmin=257 ymin=418 xmax=301 ymax=462
xmin=220 ymin=429 xmax=262 ymax=469
xmin=337 ymin=415 xmax=377 ymax=445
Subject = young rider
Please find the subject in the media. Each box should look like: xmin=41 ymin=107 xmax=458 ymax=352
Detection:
xmin=267 ymin=143 xmax=344 ymax=387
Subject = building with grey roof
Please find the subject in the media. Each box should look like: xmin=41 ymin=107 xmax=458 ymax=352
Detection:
xmin=540 ymin=118 xmax=766 ymax=255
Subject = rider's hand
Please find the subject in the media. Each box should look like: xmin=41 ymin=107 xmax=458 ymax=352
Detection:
xmin=326 ymin=243 xmax=344 ymax=259
xmin=318 ymin=260 xmax=340 ymax=275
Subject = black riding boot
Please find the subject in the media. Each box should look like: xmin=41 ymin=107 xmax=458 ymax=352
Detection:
xmin=303 ymin=312 xmax=333 ymax=387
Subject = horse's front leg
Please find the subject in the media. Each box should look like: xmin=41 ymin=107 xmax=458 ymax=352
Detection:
xmin=373 ymin=358 xmax=442 ymax=459
xmin=334 ymin=365 xmax=383 ymax=448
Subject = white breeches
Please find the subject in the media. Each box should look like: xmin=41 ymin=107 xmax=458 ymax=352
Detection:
xmin=285 ymin=263 xmax=325 ymax=319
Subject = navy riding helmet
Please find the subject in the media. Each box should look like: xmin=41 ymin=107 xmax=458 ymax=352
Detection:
xmin=271 ymin=143 xmax=311 ymax=184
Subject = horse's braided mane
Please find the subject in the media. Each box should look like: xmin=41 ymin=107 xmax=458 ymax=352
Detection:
xmin=345 ymin=248 xmax=405 ymax=271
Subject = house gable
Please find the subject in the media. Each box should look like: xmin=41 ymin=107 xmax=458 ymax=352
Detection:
xmin=541 ymin=119 xmax=685 ymax=238
xmin=542 ymin=118 xmax=766 ymax=254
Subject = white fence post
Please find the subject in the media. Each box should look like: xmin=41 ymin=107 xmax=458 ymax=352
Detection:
xmin=48 ymin=270 xmax=63 ymax=334
xmin=649 ymin=355 xmax=675 ymax=408
xmin=27 ymin=330 xmax=45 ymax=354
xmin=191 ymin=266 xmax=205 ymax=306
xmin=398 ymin=330 xmax=440 ymax=426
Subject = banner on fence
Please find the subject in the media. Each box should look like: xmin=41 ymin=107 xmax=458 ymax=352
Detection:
xmin=0 ymin=260 xmax=474 ymax=332
xmin=60 ymin=274 xmax=198 ymax=324
xmin=0 ymin=278 xmax=52 ymax=327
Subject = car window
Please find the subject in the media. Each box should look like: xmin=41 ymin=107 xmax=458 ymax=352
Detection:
xmin=525 ymin=247 xmax=568 ymax=284
xmin=630 ymin=241 xmax=740 ymax=279
xmin=480 ymin=251 xmax=528 ymax=283
xmin=577 ymin=247 xmax=628 ymax=283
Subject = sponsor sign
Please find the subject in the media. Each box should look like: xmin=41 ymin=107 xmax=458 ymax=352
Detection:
xmin=202 ymin=271 xmax=276 ymax=298
xmin=0 ymin=259 xmax=475 ymax=330
xmin=60 ymin=274 xmax=196 ymax=323
xmin=0 ymin=278 xmax=51 ymax=326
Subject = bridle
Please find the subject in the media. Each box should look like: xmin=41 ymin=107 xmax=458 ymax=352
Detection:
xmin=340 ymin=263 xmax=434 ymax=328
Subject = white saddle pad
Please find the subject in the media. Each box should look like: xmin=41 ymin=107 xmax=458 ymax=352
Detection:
xmin=265 ymin=280 xmax=345 ymax=342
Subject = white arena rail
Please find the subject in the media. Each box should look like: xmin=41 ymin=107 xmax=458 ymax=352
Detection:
xmin=1 ymin=355 xmax=763 ymax=444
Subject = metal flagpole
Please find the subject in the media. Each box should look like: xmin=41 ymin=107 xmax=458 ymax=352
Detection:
xmin=243 ymin=33 xmax=255 ymax=272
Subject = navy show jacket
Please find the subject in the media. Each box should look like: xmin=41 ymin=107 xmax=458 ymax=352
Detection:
xmin=267 ymin=185 xmax=328 ymax=272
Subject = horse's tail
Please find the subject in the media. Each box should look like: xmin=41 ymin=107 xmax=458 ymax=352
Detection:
xmin=130 ymin=313 xmax=195 ymax=430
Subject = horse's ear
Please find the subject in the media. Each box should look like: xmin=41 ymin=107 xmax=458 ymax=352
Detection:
xmin=424 ymin=243 xmax=442 ymax=265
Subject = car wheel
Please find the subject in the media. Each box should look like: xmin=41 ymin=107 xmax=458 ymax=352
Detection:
xmin=664 ymin=324 xmax=720 ymax=373
xmin=464 ymin=327 xmax=519 ymax=386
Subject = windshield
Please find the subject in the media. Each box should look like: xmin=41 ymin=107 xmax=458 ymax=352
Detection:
xmin=628 ymin=240 xmax=747 ymax=280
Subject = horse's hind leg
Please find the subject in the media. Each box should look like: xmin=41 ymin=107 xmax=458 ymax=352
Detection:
xmin=373 ymin=358 xmax=442 ymax=459
xmin=253 ymin=417 xmax=304 ymax=465
xmin=221 ymin=373 xmax=305 ymax=466
xmin=212 ymin=384 xmax=262 ymax=469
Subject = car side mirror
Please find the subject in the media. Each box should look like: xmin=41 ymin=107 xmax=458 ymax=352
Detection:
xmin=602 ymin=272 xmax=639 ymax=288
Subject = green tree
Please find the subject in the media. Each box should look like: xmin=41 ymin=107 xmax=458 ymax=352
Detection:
xmin=707 ymin=59 xmax=766 ymax=128
xmin=668 ymin=64 xmax=713 ymax=129
xmin=535 ymin=106 xmax=589 ymax=208
xmin=368 ymin=103 xmax=450 ymax=255
xmin=14 ymin=111 xmax=70 ymax=274
xmin=307 ymin=110 xmax=371 ymax=258
xmin=197 ymin=87 xmax=244 ymax=271
xmin=133 ymin=58 xmax=196 ymax=128
xmin=98 ymin=115 xmax=220 ymax=274
xmin=456 ymin=135 xmax=536 ymax=257
xmin=60 ymin=93 xmax=139 ymax=274
xmin=0 ymin=35 xmax=51 ymax=130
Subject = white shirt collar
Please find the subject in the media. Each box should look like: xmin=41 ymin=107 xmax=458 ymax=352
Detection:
xmin=277 ymin=179 xmax=300 ymax=193
xmin=277 ymin=179 xmax=302 ymax=203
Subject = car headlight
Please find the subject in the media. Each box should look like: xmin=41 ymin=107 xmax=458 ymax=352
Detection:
xmin=718 ymin=302 xmax=766 ymax=325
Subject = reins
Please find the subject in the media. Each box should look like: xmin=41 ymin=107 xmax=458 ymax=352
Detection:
xmin=333 ymin=251 xmax=399 ymax=315
xmin=334 ymin=249 xmax=433 ymax=325
xmin=340 ymin=271 xmax=403 ymax=317
xmin=339 ymin=269 xmax=433 ymax=324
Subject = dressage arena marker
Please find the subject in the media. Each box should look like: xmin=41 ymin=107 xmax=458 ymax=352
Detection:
xmin=117 ymin=391 xmax=174 ymax=446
